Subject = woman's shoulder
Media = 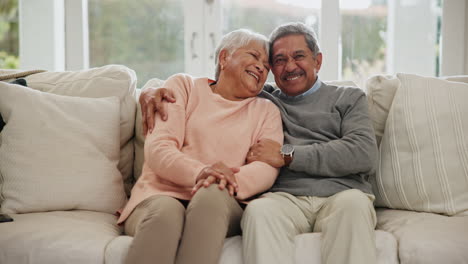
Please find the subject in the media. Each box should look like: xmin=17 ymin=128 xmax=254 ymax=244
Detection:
xmin=251 ymin=97 xmax=281 ymax=115
xmin=164 ymin=73 xmax=210 ymax=97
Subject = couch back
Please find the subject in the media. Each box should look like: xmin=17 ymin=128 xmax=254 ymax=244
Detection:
xmin=3 ymin=66 xmax=467 ymax=200
xmin=366 ymin=74 xmax=468 ymax=146
xmin=0 ymin=65 xmax=137 ymax=196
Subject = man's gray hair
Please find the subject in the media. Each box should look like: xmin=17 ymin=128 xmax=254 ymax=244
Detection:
xmin=214 ymin=29 xmax=269 ymax=80
xmin=268 ymin=22 xmax=321 ymax=64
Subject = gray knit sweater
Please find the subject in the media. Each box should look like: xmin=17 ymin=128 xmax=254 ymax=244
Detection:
xmin=258 ymin=80 xmax=378 ymax=197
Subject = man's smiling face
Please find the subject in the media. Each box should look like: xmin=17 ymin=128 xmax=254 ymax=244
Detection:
xmin=271 ymin=34 xmax=322 ymax=96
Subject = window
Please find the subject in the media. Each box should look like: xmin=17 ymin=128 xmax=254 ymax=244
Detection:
xmin=340 ymin=0 xmax=442 ymax=88
xmin=340 ymin=0 xmax=388 ymax=88
xmin=223 ymin=0 xmax=320 ymax=81
xmin=17 ymin=0 xmax=465 ymax=85
xmin=0 ymin=0 xmax=19 ymax=69
xmin=88 ymin=0 xmax=185 ymax=87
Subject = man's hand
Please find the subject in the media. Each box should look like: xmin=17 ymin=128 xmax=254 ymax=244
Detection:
xmin=247 ymin=139 xmax=284 ymax=168
xmin=139 ymin=87 xmax=176 ymax=136
xmin=192 ymin=162 xmax=240 ymax=196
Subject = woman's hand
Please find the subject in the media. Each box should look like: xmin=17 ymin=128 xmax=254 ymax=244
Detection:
xmin=140 ymin=87 xmax=176 ymax=136
xmin=192 ymin=162 xmax=240 ymax=196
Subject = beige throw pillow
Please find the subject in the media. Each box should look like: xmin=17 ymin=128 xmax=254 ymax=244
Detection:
xmin=373 ymin=73 xmax=468 ymax=216
xmin=24 ymin=65 xmax=137 ymax=196
xmin=0 ymin=82 xmax=127 ymax=214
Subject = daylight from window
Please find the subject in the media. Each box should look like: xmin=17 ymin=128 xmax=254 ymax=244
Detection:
xmin=0 ymin=0 xmax=443 ymax=88
xmin=0 ymin=0 xmax=19 ymax=69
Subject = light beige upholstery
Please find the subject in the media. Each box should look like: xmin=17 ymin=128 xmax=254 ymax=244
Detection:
xmin=0 ymin=211 xmax=122 ymax=264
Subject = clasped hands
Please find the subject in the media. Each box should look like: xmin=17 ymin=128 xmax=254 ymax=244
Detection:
xmin=192 ymin=161 xmax=240 ymax=197
xmin=192 ymin=138 xmax=284 ymax=197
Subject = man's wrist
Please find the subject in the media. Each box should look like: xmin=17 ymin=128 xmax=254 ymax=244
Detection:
xmin=280 ymin=144 xmax=294 ymax=167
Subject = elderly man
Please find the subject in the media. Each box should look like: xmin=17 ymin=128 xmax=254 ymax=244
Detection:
xmin=140 ymin=22 xmax=378 ymax=264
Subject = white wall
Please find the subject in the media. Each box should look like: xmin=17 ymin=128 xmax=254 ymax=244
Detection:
xmin=441 ymin=0 xmax=466 ymax=76
xmin=19 ymin=0 xmax=65 ymax=71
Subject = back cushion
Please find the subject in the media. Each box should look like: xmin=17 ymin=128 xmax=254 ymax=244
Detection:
xmin=372 ymin=73 xmax=468 ymax=215
xmin=23 ymin=65 xmax=137 ymax=196
xmin=366 ymin=74 xmax=468 ymax=146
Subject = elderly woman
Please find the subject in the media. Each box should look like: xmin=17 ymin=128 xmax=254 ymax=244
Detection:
xmin=117 ymin=29 xmax=283 ymax=264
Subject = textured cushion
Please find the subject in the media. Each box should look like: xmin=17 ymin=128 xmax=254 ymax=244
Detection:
xmin=442 ymin=75 xmax=468 ymax=84
xmin=365 ymin=75 xmax=400 ymax=146
xmin=294 ymin=231 xmax=398 ymax=264
xmin=366 ymin=74 xmax=468 ymax=146
xmin=373 ymin=73 xmax=468 ymax=215
xmin=105 ymin=236 xmax=132 ymax=264
xmin=377 ymin=208 xmax=468 ymax=264
xmin=134 ymin=78 xmax=165 ymax=180
xmin=0 ymin=82 xmax=126 ymax=214
xmin=0 ymin=211 xmax=122 ymax=264
xmin=24 ymin=65 xmax=137 ymax=195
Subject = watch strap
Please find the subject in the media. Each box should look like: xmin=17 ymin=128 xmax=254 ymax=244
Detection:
xmin=283 ymin=153 xmax=293 ymax=167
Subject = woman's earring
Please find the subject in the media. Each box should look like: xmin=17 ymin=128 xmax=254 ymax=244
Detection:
xmin=221 ymin=64 xmax=224 ymax=70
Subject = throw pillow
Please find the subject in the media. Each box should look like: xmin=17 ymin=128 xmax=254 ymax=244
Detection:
xmin=25 ymin=65 xmax=137 ymax=196
xmin=0 ymin=79 xmax=28 ymax=133
xmin=372 ymin=73 xmax=468 ymax=216
xmin=0 ymin=81 xmax=127 ymax=214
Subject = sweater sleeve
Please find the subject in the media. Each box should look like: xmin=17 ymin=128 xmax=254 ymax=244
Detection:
xmin=235 ymin=104 xmax=284 ymax=200
xmin=144 ymin=74 xmax=206 ymax=187
xmin=289 ymin=90 xmax=378 ymax=177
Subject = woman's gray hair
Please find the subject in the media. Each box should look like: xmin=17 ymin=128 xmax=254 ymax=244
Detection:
xmin=268 ymin=22 xmax=321 ymax=64
xmin=214 ymin=29 xmax=269 ymax=80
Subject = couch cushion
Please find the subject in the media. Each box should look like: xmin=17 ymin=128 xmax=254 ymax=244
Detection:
xmin=376 ymin=208 xmax=468 ymax=264
xmin=365 ymin=75 xmax=400 ymax=146
xmin=0 ymin=211 xmax=122 ymax=264
xmin=24 ymin=65 xmax=137 ymax=196
xmin=0 ymin=82 xmax=126 ymax=214
xmin=366 ymin=74 xmax=468 ymax=146
xmin=373 ymin=73 xmax=468 ymax=215
xmin=294 ymin=230 xmax=398 ymax=264
xmin=105 ymin=235 xmax=132 ymax=264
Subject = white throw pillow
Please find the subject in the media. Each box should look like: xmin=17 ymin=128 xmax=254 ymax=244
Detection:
xmin=0 ymin=82 xmax=127 ymax=214
xmin=373 ymin=73 xmax=468 ymax=216
xmin=365 ymin=75 xmax=400 ymax=146
xmin=24 ymin=65 xmax=137 ymax=196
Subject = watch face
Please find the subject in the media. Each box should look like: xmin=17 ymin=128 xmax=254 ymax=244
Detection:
xmin=281 ymin=144 xmax=294 ymax=155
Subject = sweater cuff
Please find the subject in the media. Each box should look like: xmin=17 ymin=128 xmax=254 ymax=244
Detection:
xmin=288 ymin=145 xmax=312 ymax=172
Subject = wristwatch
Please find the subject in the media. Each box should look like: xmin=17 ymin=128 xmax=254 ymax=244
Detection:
xmin=280 ymin=144 xmax=294 ymax=167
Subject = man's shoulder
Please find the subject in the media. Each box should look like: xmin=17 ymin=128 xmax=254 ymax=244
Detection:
xmin=321 ymin=82 xmax=365 ymax=99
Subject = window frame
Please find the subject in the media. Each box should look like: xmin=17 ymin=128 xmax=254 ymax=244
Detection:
xmin=18 ymin=0 xmax=467 ymax=78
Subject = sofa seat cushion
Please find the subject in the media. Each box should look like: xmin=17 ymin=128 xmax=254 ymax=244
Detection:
xmin=104 ymin=231 xmax=397 ymax=264
xmin=376 ymin=208 xmax=468 ymax=264
xmin=294 ymin=230 xmax=398 ymax=264
xmin=0 ymin=211 xmax=122 ymax=264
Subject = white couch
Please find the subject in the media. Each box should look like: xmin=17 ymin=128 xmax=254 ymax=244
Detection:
xmin=0 ymin=65 xmax=466 ymax=264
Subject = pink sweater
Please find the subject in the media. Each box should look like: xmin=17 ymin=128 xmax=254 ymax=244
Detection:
xmin=117 ymin=74 xmax=283 ymax=224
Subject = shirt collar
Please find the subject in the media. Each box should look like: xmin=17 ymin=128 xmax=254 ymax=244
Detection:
xmin=278 ymin=78 xmax=322 ymax=101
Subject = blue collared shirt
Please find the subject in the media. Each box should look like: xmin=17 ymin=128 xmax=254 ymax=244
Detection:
xmin=278 ymin=78 xmax=322 ymax=102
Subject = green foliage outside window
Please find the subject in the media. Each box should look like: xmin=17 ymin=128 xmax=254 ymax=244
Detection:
xmin=0 ymin=0 xmax=19 ymax=69
xmin=88 ymin=0 xmax=185 ymax=87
